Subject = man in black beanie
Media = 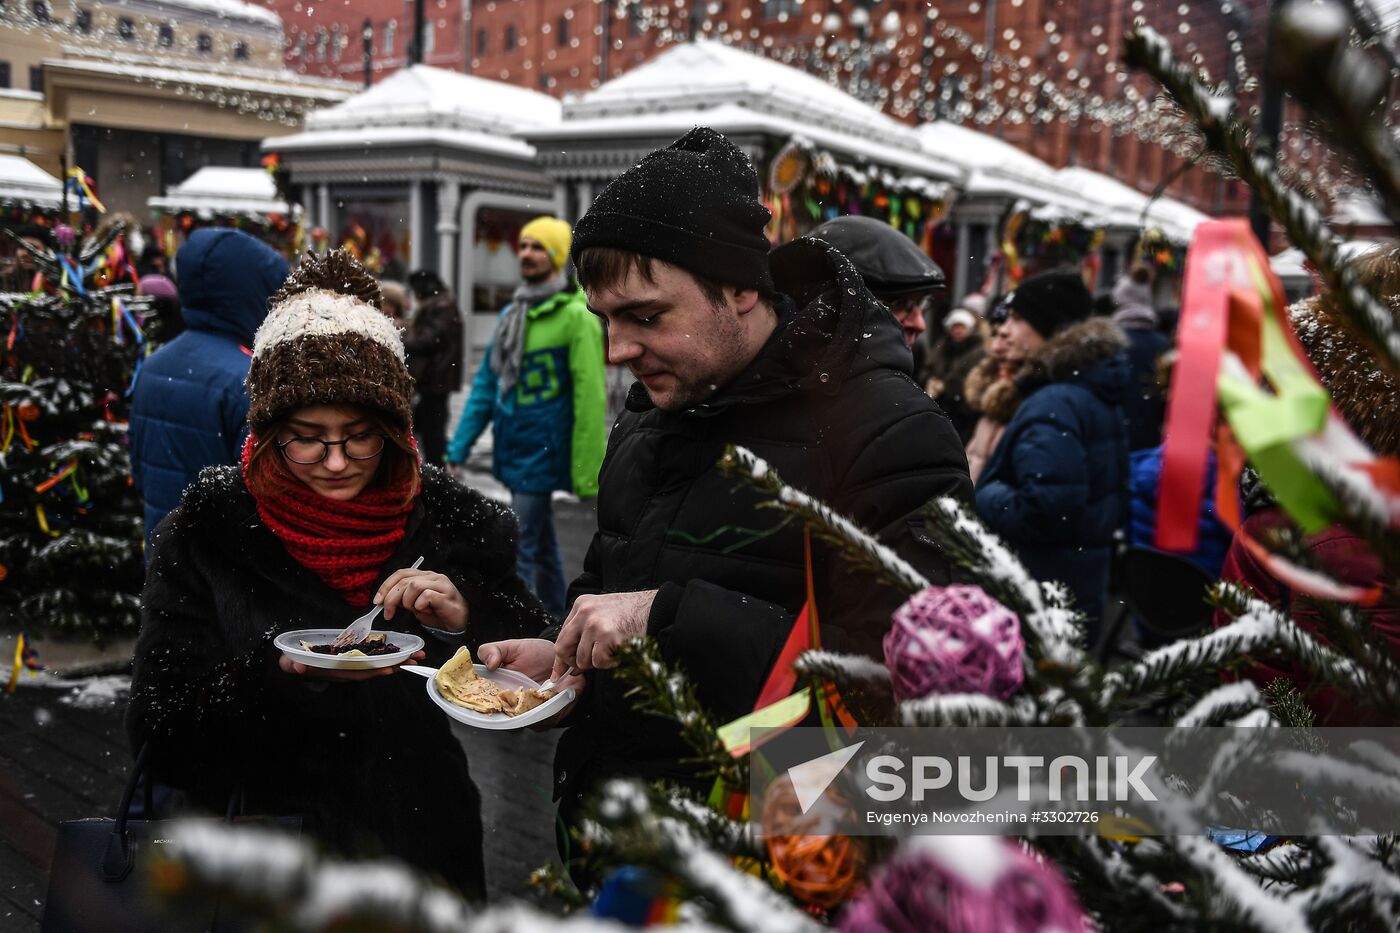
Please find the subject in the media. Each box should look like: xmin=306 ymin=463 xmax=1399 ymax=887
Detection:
xmin=479 ymin=126 xmax=972 ymax=848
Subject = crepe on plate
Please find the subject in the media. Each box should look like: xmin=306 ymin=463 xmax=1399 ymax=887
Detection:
xmin=434 ymin=647 xmax=552 ymax=717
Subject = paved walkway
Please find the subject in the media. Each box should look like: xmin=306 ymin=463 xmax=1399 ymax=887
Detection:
xmin=0 ymin=465 xmax=597 ymax=932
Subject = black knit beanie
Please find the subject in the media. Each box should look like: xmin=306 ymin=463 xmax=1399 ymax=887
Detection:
xmin=1004 ymin=269 xmax=1093 ymax=339
xmin=571 ymin=126 xmax=774 ymax=292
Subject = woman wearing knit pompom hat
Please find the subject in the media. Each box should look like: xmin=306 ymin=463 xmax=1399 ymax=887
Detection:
xmin=128 ymin=249 xmax=557 ymax=898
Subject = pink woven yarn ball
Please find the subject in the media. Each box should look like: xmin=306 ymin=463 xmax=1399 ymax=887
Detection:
xmin=883 ymin=585 xmax=1024 ymax=703
xmin=839 ymin=838 xmax=1087 ymax=933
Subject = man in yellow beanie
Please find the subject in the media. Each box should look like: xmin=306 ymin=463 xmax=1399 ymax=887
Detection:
xmin=447 ymin=216 xmax=606 ymax=618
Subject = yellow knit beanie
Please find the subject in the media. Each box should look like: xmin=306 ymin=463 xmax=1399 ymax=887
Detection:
xmin=519 ymin=216 xmax=573 ymax=272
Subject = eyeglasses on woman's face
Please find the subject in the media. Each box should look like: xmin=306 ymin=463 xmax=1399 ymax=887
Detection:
xmin=277 ymin=432 xmax=387 ymax=464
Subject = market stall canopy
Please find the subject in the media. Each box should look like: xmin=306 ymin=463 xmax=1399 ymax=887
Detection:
xmin=1055 ymin=166 xmax=1208 ymax=243
xmin=271 ymin=64 xmax=561 ymax=161
xmin=916 ymin=121 xmax=1092 ymax=219
xmin=527 ymin=39 xmax=960 ymax=187
xmin=1271 ymin=239 xmax=1386 ymax=281
xmin=148 ymin=166 xmax=291 ymax=221
xmin=0 ymin=154 xmax=63 ymax=209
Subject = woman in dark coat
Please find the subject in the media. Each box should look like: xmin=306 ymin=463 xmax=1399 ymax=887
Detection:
xmin=974 ymin=270 xmax=1131 ymax=639
xmin=404 ymin=269 xmax=465 ymax=465
xmin=127 ymin=251 xmax=551 ymax=898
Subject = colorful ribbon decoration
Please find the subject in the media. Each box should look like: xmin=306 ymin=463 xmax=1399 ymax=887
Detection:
xmin=65 ymin=167 xmax=106 ymax=214
xmin=1000 ymin=207 xmax=1028 ymax=285
xmin=717 ymin=528 xmax=857 ymax=758
xmin=7 ymin=632 xmax=42 ymax=693
xmin=1156 ymin=219 xmax=1400 ymax=603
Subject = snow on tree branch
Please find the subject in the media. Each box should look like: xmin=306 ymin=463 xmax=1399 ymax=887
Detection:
xmin=924 ymin=497 xmax=1086 ymax=667
xmin=1174 ymin=682 xmax=1267 ymax=727
xmin=719 ymin=445 xmax=930 ymax=595
xmin=1124 ymin=25 xmax=1400 ymax=381
xmin=584 ymin=781 xmax=820 ymax=933
xmin=158 ymin=822 xmax=690 ymax=933
xmin=900 ymin=692 xmax=1038 ymax=726
xmin=1102 ymin=586 xmax=1374 ymax=705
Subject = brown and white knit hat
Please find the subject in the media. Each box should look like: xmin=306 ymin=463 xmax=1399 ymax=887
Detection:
xmin=246 ymin=249 xmax=415 ymax=433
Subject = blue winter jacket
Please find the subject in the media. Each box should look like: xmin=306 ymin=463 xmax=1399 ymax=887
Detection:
xmin=1125 ymin=445 xmax=1232 ymax=578
xmin=129 ymin=229 xmax=288 ymax=543
xmin=975 ymin=318 xmax=1131 ymax=631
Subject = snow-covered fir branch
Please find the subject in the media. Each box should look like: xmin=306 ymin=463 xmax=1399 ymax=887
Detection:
xmin=795 ymin=650 xmax=899 ymax=724
xmin=614 ymin=639 xmax=743 ymax=789
xmin=719 ymin=445 xmax=930 ymax=595
xmin=1214 ymin=585 xmax=1400 ymax=714
xmin=1102 ymin=587 xmax=1375 ymax=705
xmin=924 ymin=498 xmax=1086 ymax=668
xmin=1169 ymin=835 xmax=1313 ymax=933
xmin=1293 ymin=835 xmax=1400 ymax=926
xmin=795 ymin=649 xmax=890 ymax=688
xmin=585 ymin=781 xmax=820 ymax=933
xmin=159 ymin=822 xmax=691 ymax=933
xmin=1174 ymin=682 xmax=1267 ymax=727
xmin=900 ymin=692 xmax=1038 ymax=726
xmin=1270 ymin=2 xmax=1400 ymax=231
xmin=1124 ymin=26 xmax=1400 ymax=381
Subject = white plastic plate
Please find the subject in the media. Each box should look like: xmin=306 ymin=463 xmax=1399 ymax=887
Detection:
xmin=422 ymin=663 xmax=576 ymax=731
xmin=274 ymin=629 xmax=425 ymax=671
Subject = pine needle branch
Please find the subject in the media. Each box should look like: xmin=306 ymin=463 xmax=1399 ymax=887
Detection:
xmin=1269 ymin=1 xmax=1400 ymax=226
xmin=582 ymin=781 xmax=820 ymax=933
xmin=794 ymin=650 xmax=898 ymax=725
xmin=1103 ymin=584 xmax=1382 ymax=707
xmin=717 ymin=445 xmax=930 ymax=595
xmin=1124 ymin=25 xmax=1400 ymax=381
xmin=614 ymin=638 xmax=744 ymax=789
xmin=1212 ymin=584 xmax=1400 ymax=716
xmin=922 ymin=497 xmax=1087 ymax=669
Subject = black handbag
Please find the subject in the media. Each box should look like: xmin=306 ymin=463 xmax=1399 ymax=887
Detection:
xmin=41 ymin=745 xmax=301 ymax=933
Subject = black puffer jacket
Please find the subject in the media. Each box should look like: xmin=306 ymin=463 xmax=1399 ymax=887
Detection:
xmin=552 ymin=237 xmax=973 ymax=810
xmin=128 ymin=465 xmax=550 ymax=897
xmin=404 ymin=291 xmax=465 ymax=395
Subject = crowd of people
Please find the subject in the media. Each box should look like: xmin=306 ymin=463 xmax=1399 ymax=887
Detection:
xmin=110 ymin=125 xmax=1396 ymax=898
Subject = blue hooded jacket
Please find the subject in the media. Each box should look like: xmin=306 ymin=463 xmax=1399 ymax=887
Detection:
xmin=129 ymin=229 xmax=288 ymax=543
xmin=975 ymin=318 xmax=1131 ymax=632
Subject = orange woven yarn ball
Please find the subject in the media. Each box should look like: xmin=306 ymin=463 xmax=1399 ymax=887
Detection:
xmin=762 ymin=776 xmax=865 ymax=910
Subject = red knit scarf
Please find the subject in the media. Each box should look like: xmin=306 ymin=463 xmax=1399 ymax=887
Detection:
xmin=241 ymin=436 xmax=415 ymax=606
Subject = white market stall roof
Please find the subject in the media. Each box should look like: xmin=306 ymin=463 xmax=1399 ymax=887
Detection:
xmin=916 ymin=121 xmax=1093 ymax=218
xmin=1271 ymin=239 xmax=1386 ymax=281
xmin=0 ymin=154 xmax=63 ymax=208
xmin=532 ymin=40 xmax=960 ymax=185
xmin=158 ymin=0 xmax=281 ymax=30
xmin=1055 ymin=166 xmax=1207 ymax=242
xmin=148 ymin=166 xmax=291 ymax=218
xmin=273 ymin=65 xmax=561 ymax=160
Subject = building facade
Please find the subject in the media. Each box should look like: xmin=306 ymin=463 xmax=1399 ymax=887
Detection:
xmin=0 ymin=0 xmax=350 ymax=215
xmin=261 ymin=0 xmax=468 ymax=84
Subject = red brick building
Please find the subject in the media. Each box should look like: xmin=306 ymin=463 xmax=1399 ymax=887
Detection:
xmin=263 ymin=0 xmax=1329 ymax=217
xmin=260 ymin=0 xmax=468 ymax=83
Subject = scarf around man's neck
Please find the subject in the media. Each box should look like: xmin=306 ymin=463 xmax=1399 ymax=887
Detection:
xmin=240 ymin=436 xmax=416 ymax=606
xmin=491 ymin=272 xmax=568 ymax=397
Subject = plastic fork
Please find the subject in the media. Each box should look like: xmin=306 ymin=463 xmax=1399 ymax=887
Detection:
xmin=330 ymin=555 xmax=425 ymax=648
xmin=537 ymin=666 xmax=577 ymax=694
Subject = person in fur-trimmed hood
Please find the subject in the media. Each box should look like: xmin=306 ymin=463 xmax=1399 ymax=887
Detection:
xmin=127 ymin=250 xmax=555 ymax=899
xmin=975 ymin=270 xmax=1131 ymax=637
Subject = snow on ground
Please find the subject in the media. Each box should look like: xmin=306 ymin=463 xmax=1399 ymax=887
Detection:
xmin=15 ymin=671 xmax=131 ymax=709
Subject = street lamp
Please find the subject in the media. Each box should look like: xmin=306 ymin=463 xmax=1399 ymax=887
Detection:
xmin=362 ymin=17 xmax=373 ymax=87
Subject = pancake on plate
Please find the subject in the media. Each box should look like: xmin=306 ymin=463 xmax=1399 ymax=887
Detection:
xmin=434 ymin=647 xmax=553 ymax=717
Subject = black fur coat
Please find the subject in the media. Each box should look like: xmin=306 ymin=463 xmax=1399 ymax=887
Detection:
xmin=127 ymin=464 xmax=550 ymax=897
